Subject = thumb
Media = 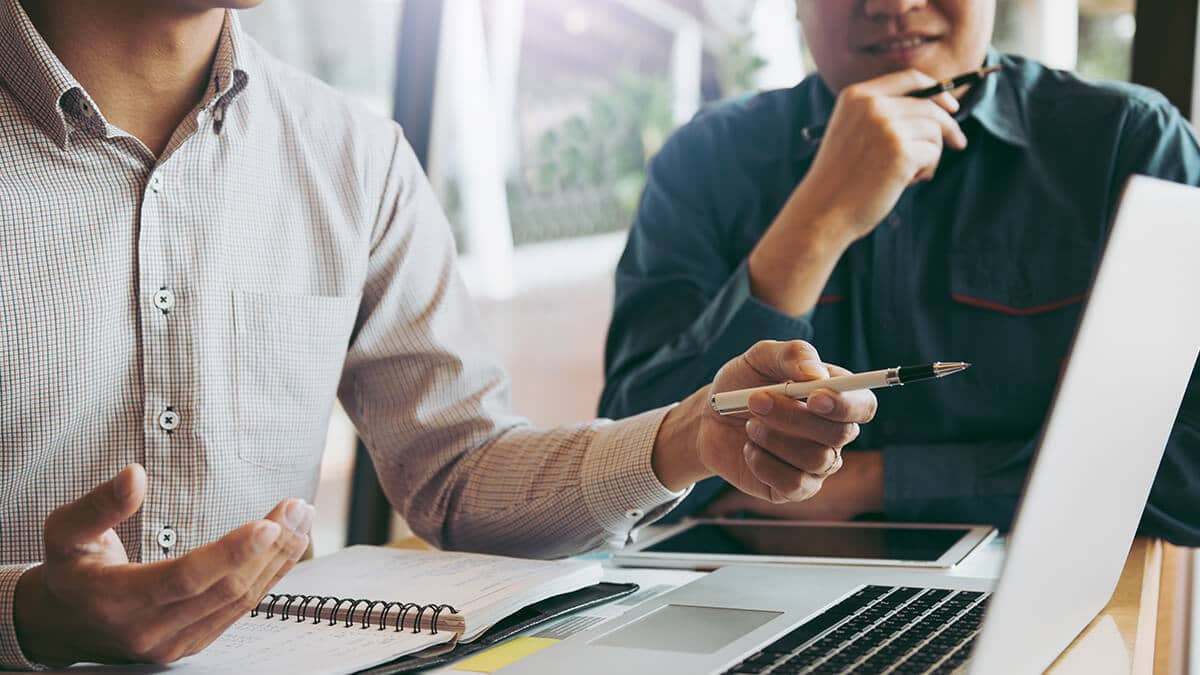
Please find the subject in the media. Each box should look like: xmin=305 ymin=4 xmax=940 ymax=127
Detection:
xmin=44 ymin=464 xmax=147 ymax=560
xmin=743 ymin=340 xmax=830 ymax=383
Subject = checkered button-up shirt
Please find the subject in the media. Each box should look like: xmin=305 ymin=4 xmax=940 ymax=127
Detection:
xmin=0 ymin=4 xmax=684 ymax=668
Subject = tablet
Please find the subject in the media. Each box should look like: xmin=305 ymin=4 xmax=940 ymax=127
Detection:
xmin=612 ymin=518 xmax=997 ymax=570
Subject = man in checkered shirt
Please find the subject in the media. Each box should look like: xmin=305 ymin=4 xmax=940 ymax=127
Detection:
xmin=0 ymin=0 xmax=879 ymax=668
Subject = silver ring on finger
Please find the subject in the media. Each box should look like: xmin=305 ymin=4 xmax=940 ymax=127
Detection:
xmin=817 ymin=447 xmax=843 ymax=478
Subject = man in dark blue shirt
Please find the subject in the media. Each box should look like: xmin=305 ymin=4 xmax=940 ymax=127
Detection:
xmin=601 ymin=0 xmax=1200 ymax=544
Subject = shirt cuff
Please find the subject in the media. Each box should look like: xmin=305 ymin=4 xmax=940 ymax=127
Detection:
xmin=1 ymin=564 xmax=44 ymax=671
xmin=697 ymin=261 xmax=815 ymax=366
xmin=582 ymin=407 xmax=691 ymax=548
xmin=883 ymin=440 xmax=1033 ymax=526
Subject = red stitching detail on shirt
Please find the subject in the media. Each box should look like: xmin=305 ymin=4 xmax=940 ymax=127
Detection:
xmin=817 ymin=295 xmax=844 ymax=305
xmin=950 ymin=293 xmax=1087 ymax=316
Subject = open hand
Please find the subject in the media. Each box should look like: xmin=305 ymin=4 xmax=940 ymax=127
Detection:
xmin=13 ymin=464 xmax=314 ymax=666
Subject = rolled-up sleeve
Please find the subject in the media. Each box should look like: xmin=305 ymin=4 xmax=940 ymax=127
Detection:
xmin=337 ymin=127 xmax=687 ymax=559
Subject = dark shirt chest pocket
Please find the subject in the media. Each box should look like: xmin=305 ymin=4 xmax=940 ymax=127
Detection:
xmin=946 ymin=242 xmax=1096 ymax=413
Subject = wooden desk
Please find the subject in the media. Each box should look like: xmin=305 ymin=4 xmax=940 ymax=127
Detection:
xmin=1047 ymin=538 xmax=1191 ymax=674
xmin=389 ymin=536 xmax=1190 ymax=673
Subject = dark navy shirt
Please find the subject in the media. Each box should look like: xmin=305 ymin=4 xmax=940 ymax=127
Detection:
xmin=600 ymin=51 xmax=1200 ymax=544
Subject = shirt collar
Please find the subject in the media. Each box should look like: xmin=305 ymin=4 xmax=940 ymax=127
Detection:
xmin=204 ymin=11 xmax=250 ymax=112
xmin=0 ymin=0 xmax=251 ymax=148
xmin=0 ymin=0 xmax=95 ymax=146
xmin=792 ymin=46 xmax=1028 ymax=159
xmin=961 ymin=48 xmax=1028 ymax=148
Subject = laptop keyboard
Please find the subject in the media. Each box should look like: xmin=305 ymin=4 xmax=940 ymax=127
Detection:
xmin=724 ymin=585 xmax=990 ymax=675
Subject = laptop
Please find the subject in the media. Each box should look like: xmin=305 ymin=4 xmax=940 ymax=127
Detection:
xmin=507 ymin=175 xmax=1200 ymax=675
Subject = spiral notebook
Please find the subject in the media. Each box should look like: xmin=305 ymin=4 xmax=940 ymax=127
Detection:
xmin=162 ymin=545 xmax=604 ymax=675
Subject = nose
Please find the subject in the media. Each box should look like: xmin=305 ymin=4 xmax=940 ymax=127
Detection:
xmin=863 ymin=0 xmax=929 ymax=19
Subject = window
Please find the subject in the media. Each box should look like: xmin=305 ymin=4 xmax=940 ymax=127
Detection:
xmin=993 ymin=0 xmax=1137 ymax=81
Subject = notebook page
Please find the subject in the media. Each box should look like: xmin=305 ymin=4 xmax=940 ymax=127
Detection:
xmin=271 ymin=546 xmax=602 ymax=640
xmin=159 ymin=609 xmax=449 ymax=675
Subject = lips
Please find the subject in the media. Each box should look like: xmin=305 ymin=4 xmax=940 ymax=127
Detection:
xmin=861 ymin=34 xmax=940 ymax=54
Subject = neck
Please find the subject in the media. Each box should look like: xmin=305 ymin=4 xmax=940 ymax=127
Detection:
xmin=20 ymin=0 xmax=226 ymax=156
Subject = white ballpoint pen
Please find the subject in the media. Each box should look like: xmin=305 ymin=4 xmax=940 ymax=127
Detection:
xmin=710 ymin=362 xmax=971 ymax=415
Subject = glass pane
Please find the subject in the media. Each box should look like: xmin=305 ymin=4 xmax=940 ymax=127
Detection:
xmin=437 ymin=1 xmax=680 ymax=250
xmin=240 ymin=0 xmax=403 ymax=115
xmin=994 ymin=0 xmax=1136 ymax=82
xmin=1077 ymin=0 xmax=1136 ymax=81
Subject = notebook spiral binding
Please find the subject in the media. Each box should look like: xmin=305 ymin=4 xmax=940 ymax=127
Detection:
xmin=251 ymin=593 xmax=458 ymax=635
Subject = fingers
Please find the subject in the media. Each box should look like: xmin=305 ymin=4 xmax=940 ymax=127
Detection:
xmin=806 ymin=387 xmax=878 ymax=424
xmin=126 ymin=520 xmax=282 ymax=606
xmin=126 ymin=499 xmax=311 ymax=607
xmin=261 ymin=498 xmax=315 ymax=563
xmin=851 ymin=67 xmax=941 ymax=96
xmin=911 ymin=99 xmax=967 ymax=150
xmin=746 ymin=428 xmax=840 ymax=475
xmin=44 ymin=464 xmax=147 ymax=561
xmin=172 ymin=503 xmax=313 ymax=658
xmin=745 ymin=417 xmax=850 ymax=473
xmin=811 ymin=362 xmax=878 ymax=420
xmin=741 ymin=385 xmax=869 ymax=485
xmin=892 ymin=99 xmax=966 ymax=152
xmin=743 ymin=442 xmax=826 ymax=503
xmin=119 ymin=500 xmax=314 ymax=663
xmin=850 ymin=69 xmax=963 ymax=119
xmin=175 ymin=551 xmax=304 ymax=660
xmin=748 ymin=392 xmax=861 ymax=444
xmin=741 ymin=340 xmax=829 ymax=383
xmin=852 ymin=68 xmax=959 ymax=113
xmin=928 ymin=90 xmax=960 ymax=116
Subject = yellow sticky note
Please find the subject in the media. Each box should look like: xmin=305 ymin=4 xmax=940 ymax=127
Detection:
xmin=453 ymin=636 xmax=560 ymax=673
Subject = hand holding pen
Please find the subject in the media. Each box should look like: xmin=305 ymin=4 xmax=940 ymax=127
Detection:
xmin=802 ymin=66 xmax=1000 ymax=144
xmin=798 ymin=68 xmax=975 ymax=238
xmin=747 ymin=66 xmax=999 ymax=317
xmin=711 ymin=362 xmax=971 ymax=415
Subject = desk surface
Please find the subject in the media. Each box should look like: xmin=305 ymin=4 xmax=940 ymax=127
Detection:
xmin=1046 ymin=537 xmax=1162 ymax=674
xmin=390 ymin=536 xmax=1188 ymax=674
xmin=1046 ymin=538 xmax=1191 ymax=675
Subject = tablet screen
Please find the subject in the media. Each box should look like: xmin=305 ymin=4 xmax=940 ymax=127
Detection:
xmin=643 ymin=523 xmax=971 ymax=562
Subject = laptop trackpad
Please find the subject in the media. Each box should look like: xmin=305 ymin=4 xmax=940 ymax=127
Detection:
xmin=592 ymin=604 xmax=783 ymax=654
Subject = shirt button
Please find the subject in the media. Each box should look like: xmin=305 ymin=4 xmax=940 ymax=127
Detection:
xmin=148 ymin=174 xmax=163 ymax=193
xmin=158 ymin=408 xmax=180 ymax=432
xmin=153 ymin=287 xmax=176 ymax=313
xmin=887 ymin=212 xmax=902 ymax=227
xmin=157 ymin=527 xmax=178 ymax=550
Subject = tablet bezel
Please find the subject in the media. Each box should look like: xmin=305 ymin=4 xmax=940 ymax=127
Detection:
xmin=612 ymin=518 xmax=998 ymax=570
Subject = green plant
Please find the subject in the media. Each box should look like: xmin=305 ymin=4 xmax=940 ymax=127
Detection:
xmin=714 ymin=7 xmax=768 ymax=96
xmin=530 ymin=72 xmax=672 ymax=202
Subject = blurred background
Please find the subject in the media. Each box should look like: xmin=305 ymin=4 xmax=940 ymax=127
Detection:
xmin=236 ymin=0 xmax=1147 ymax=551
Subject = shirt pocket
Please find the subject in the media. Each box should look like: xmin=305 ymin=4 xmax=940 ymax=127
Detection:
xmin=946 ymin=244 xmax=1093 ymax=409
xmin=232 ymin=290 xmax=360 ymax=472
